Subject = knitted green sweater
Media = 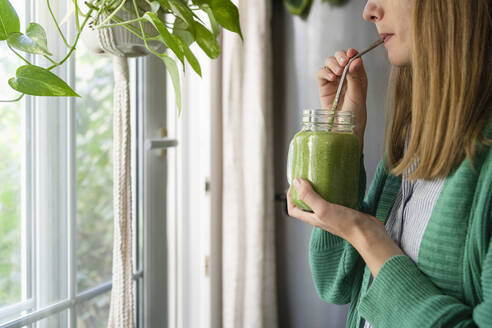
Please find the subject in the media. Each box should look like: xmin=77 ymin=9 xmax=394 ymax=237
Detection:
xmin=309 ymin=125 xmax=492 ymax=328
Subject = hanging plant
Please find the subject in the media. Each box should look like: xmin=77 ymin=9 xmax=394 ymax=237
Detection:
xmin=284 ymin=0 xmax=349 ymax=17
xmin=0 ymin=0 xmax=243 ymax=113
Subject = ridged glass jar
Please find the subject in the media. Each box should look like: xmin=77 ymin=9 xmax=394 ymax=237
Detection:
xmin=287 ymin=110 xmax=361 ymax=211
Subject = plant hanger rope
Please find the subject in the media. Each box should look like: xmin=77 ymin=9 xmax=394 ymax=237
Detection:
xmin=85 ymin=8 xmax=148 ymax=327
xmin=109 ymin=55 xmax=134 ymax=328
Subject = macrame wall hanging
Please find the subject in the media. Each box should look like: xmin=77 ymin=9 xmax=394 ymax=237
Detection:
xmin=82 ymin=7 xmax=161 ymax=328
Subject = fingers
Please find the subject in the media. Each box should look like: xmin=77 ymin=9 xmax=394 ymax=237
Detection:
xmin=334 ymin=50 xmax=348 ymax=66
xmin=286 ymin=186 xmax=323 ymax=229
xmin=345 ymin=48 xmax=363 ymax=73
xmin=347 ymin=48 xmax=359 ymax=58
xmin=317 ymin=66 xmax=337 ymax=86
xmin=317 ymin=47 xmax=368 ymax=110
xmin=286 ymin=186 xmax=294 ymax=213
xmin=318 ymin=49 xmax=358 ymax=81
xmin=317 ymin=57 xmax=343 ymax=89
xmin=346 ymin=58 xmax=366 ymax=82
xmin=317 ymin=57 xmax=340 ymax=85
xmin=348 ymin=58 xmax=363 ymax=74
xmin=320 ymin=49 xmax=365 ymax=80
xmin=293 ymin=178 xmax=332 ymax=215
xmin=324 ymin=56 xmax=343 ymax=76
xmin=288 ymin=180 xmax=358 ymax=237
xmin=340 ymin=48 xmax=367 ymax=95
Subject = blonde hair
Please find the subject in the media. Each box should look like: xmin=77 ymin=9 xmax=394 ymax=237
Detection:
xmin=384 ymin=0 xmax=492 ymax=180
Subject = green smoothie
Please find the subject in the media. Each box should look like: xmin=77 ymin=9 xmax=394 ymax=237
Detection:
xmin=290 ymin=130 xmax=360 ymax=211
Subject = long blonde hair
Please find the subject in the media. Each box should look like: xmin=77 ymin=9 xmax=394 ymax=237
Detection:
xmin=385 ymin=0 xmax=492 ymax=180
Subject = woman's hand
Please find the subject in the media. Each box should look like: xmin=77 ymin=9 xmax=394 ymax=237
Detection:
xmin=288 ymin=178 xmax=404 ymax=277
xmin=318 ymin=48 xmax=368 ymax=151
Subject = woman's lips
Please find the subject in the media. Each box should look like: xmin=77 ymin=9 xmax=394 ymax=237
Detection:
xmin=380 ymin=33 xmax=394 ymax=44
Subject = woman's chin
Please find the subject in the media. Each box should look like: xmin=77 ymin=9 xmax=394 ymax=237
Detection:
xmin=388 ymin=52 xmax=411 ymax=67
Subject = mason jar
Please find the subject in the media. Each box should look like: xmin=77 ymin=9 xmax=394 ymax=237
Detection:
xmin=287 ymin=110 xmax=361 ymax=211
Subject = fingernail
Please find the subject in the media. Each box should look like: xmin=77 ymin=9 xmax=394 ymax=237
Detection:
xmin=294 ymin=178 xmax=301 ymax=189
xmin=328 ymin=73 xmax=334 ymax=79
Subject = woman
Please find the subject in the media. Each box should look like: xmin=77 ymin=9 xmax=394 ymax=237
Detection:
xmin=287 ymin=0 xmax=492 ymax=327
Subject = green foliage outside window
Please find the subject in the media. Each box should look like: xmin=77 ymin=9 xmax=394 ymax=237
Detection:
xmin=0 ymin=43 xmax=22 ymax=309
xmin=75 ymin=44 xmax=114 ymax=326
xmin=0 ymin=35 xmax=115 ymax=322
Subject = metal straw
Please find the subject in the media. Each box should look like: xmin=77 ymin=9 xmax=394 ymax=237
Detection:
xmin=330 ymin=38 xmax=385 ymax=114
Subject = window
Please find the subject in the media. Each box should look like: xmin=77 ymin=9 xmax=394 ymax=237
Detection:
xmin=74 ymin=39 xmax=114 ymax=327
xmin=0 ymin=1 xmax=170 ymax=326
xmin=0 ymin=0 xmax=30 ymax=324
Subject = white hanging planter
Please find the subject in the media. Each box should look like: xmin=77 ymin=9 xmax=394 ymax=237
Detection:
xmin=81 ymin=0 xmax=164 ymax=57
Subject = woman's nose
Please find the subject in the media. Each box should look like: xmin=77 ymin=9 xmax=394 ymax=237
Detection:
xmin=363 ymin=1 xmax=384 ymax=22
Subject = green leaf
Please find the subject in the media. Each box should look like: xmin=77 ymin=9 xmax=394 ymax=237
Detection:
xmin=175 ymin=37 xmax=201 ymax=76
xmin=7 ymin=33 xmax=40 ymax=54
xmin=173 ymin=17 xmax=194 ymax=46
xmin=283 ymin=0 xmax=312 ymax=15
xmin=8 ymin=65 xmax=80 ymax=97
xmin=143 ymin=12 xmax=185 ymax=65
xmin=84 ymin=1 xmax=99 ymax=11
xmin=26 ymin=23 xmax=51 ymax=54
xmin=6 ymin=23 xmax=51 ymax=56
xmin=159 ymin=54 xmax=181 ymax=114
xmin=191 ymin=0 xmax=210 ymax=5
xmin=7 ymin=30 xmax=52 ymax=56
xmin=168 ymin=0 xmax=196 ymax=33
xmin=210 ymin=0 xmax=242 ymax=39
xmin=193 ymin=22 xmax=220 ymax=59
xmin=0 ymin=0 xmax=20 ymax=41
xmin=147 ymin=0 xmax=161 ymax=13
xmin=202 ymin=5 xmax=219 ymax=37
xmin=156 ymin=0 xmax=171 ymax=9
xmin=322 ymin=0 xmax=349 ymax=6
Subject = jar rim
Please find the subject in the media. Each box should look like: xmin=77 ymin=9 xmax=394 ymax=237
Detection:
xmin=302 ymin=109 xmax=354 ymax=117
xmin=302 ymin=109 xmax=354 ymax=125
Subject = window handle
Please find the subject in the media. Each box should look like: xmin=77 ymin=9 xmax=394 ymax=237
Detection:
xmin=145 ymin=128 xmax=178 ymax=158
xmin=144 ymin=138 xmax=178 ymax=159
xmin=144 ymin=138 xmax=178 ymax=150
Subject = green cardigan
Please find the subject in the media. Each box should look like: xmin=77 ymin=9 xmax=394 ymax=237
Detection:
xmin=309 ymin=125 xmax=492 ymax=327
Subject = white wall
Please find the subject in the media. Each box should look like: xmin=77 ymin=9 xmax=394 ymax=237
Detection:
xmin=273 ymin=0 xmax=391 ymax=327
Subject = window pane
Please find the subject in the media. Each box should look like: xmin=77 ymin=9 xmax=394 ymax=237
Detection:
xmin=0 ymin=305 xmax=27 ymax=326
xmin=36 ymin=309 xmax=68 ymax=328
xmin=0 ymin=38 xmax=24 ymax=310
xmin=0 ymin=0 xmax=28 ymax=311
xmin=75 ymin=45 xmax=114 ymax=293
xmin=76 ymin=292 xmax=110 ymax=328
xmin=0 ymin=307 xmax=68 ymax=328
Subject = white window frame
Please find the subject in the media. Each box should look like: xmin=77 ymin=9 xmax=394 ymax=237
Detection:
xmin=136 ymin=54 xmax=169 ymax=328
xmin=166 ymin=41 xmax=221 ymax=328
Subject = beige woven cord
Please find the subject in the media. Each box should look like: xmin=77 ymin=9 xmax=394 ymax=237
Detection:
xmin=83 ymin=13 xmax=147 ymax=327
xmin=107 ymin=55 xmax=134 ymax=328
